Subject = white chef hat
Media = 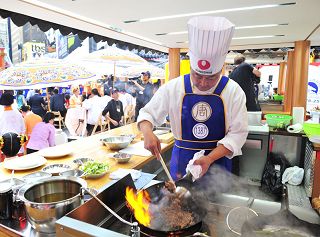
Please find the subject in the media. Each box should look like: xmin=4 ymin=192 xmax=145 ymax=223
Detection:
xmin=188 ymin=16 xmax=235 ymax=75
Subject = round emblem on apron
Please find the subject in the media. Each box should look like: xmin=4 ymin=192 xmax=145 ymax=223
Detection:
xmin=192 ymin=123 xmax=209 ymax=139
xmin=192 ymin=102 xmax=212 ymax=122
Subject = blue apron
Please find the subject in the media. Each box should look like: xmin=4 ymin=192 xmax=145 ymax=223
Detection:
xmin=170 ymin=74 xmax=232 ymax=180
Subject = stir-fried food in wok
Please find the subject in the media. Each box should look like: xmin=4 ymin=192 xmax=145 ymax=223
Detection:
xmin=149 ymin=187 xmax=196 ymax=231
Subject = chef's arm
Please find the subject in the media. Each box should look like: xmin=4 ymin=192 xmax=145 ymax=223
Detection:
xmin=139 ymin=120 xmax=161 ymax=157
xmin=206 ymin=145 xmax=232 ymax=163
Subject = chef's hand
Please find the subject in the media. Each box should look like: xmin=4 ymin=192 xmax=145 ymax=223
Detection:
xmin=193 ymin=155 xmax=212 ymax=177
xmin=143 ymin=131 xmax=161 ymax=158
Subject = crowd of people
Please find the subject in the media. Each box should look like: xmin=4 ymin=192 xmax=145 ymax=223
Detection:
xmin=0 ymin=71 xmax=158 ymax=160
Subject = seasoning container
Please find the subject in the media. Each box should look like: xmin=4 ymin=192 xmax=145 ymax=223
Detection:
xmin=0 ymin=183 xmax=13 ymax=219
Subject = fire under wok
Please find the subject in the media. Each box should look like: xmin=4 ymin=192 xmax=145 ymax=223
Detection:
xmin=131 ymin=180 xmax=207 ymax=237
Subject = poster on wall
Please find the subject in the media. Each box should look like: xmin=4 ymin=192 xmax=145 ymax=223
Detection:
xmin=56 ymin=30 xmax=68 ymax=59
xmin=307 ymin=63 xmax=320 ymax=111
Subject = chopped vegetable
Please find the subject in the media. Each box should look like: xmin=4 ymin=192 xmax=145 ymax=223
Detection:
xmin=80 ymin=161 xmax=109 ymax=175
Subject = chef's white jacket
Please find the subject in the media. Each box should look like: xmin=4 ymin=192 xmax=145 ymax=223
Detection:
xmin=137 ymin=76 xmax=249 ymax=158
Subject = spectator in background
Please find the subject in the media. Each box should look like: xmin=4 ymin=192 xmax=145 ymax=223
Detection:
xmin=0 ymin=93 xmax=25 ymax=136
xmin=29 ymin=89 xmax=46 ymax=117
xmin=132 ymin=71 xmax=153 ymax=121
xmin=16 ymin=90 xmax=26 ymax=109
xmin=229 ymin=55 xmax=261 ymax=111
xmin=26 ymin=112 xmax=56 ymax=154
xmin=50 ymin=89 xmax=67 ymax=117
xmin=82 ymin=88 xmax=104 ymax=135
xmin=69 ymin=87 xmax=82 ymax=108
xmin=26 ymin=89 xmax=35 ymax=104
xmin=20 ymin=105 xmax=42 ymax=137
xmin=65 ymin=94 xmax=70 ymax=109
xmin=102 ymin=89 xmax=124 ymax=129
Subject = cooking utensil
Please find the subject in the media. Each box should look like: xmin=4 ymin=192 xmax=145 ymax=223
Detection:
xmin=82 ymin=187 xmax=140 ymax=237
xmin=18 ymin=176 xmax=87 ymax=233
xmin=226 ymin=198 xmax=258 ymax=235
xmin=133 ymin=180 xmax=205 ymax=236
xmin=101 ymin=135 xmax=133 ymax=150
xmin=241 ymin=186 xmax=320 ymax=236
xmin=42 ymin=163 xmax=72 ymax=176
xmin=113 ymin=153 xmax=132 ymax=163
xmin=59 ymin=169 xmax=85 ymax=177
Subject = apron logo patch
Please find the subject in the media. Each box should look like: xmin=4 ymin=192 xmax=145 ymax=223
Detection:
xmin=192 ymin=102 xmax=212 ymax=122
xmin=192 ymin=123 xmax=209 ymax=139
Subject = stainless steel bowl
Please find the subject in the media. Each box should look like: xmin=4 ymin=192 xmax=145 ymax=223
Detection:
xmin=59 ymin=169 xmax=84 ymax=177
xmin=113 ymin=153 xmax=132 ymax=163
xmin=42 ymin=164 xmax=72 ymax=176
xmin=72 ymin=158 xmax=94 ymax=167
xmin=101 ymin=136 xmax=132 ymax=150
xmin=22 ymin=171 xmax=52 ymax=183
xmin=18 ymin=176 xmax=87 ymax=233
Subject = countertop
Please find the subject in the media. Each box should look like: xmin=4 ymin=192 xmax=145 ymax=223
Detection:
xmin=0 ymin=123 xmax=174 ymax=191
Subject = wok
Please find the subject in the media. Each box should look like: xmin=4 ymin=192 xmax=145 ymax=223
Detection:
xmin=241 ymin=186 xmax=320 ymax=237
xmin=133 ymin=180 xmax=207 ymax=237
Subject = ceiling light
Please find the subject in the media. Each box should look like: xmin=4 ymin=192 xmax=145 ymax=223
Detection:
xmin=156 ymin=23 xmax=288 ymax=35
xmin=178 ymin=34 xmax=285 ymax=43
xmin=233 ymin=35 xmax=285 ymax=40
xmin=125 ymin=2 xmax=295 ymax=23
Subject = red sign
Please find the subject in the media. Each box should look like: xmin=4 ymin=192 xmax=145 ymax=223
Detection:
xmin=197 ymin=60 xmax=210 ymax=70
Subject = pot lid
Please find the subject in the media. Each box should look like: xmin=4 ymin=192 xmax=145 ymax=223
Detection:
xmin=0 ymin=182 xmax=12 ymax=193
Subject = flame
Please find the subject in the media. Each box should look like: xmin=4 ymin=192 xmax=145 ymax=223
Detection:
xmin=125 ymin=187 xmax=151 ymax=226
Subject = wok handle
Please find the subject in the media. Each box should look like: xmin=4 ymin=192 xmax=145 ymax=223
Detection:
xmin=157 ymin=153 xmax=175 ymax=184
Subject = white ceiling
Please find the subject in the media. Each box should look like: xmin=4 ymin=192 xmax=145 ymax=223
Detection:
xmin=1 ymin=0 xmax=320 ymax=53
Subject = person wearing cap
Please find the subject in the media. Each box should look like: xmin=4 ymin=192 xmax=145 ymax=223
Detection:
xmin=229 ymin=55 xmax=261 ymax=111
xmin=0 ymin=93 xmax=25 ymax=136
xmin=102 ymin=88 xmax=124 ymax=129
xmin=131 ymin=71 xmax=154 ymax=121
xmin=137 ymin=16 xmax=248 ymax=181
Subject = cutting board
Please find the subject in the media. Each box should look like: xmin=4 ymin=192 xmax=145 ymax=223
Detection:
xmin=119 ymin=141 xmax=167 ymax=157
xmin=141 ymin=131 xmax=174 ymax=144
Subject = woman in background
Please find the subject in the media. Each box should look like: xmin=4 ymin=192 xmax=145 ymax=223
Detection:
xmin=69 ymin=87 xmax=82 ymax=108
xmin=26 ymin=112 xmax=55 ymax=154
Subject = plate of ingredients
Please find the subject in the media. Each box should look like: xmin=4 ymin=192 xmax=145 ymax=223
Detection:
xmin=79 ymin=161 xmax=110 ymax=179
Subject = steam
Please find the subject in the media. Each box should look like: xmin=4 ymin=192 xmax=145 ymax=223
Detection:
xmin=146 ymin=165 xmax=319 ymax=236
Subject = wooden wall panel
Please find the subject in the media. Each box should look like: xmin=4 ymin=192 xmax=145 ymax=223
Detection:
xmin=292 ymin=40 xmax=310 ymax=111
xmin=168 ymin=48 xmax=180 ymax=80
xmin=284 ymin=51 xmax=295 ymax=113
xmin=278 ymin=62 xmax=287 ymax=94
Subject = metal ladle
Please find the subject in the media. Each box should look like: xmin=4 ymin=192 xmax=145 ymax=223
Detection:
xmin=82 ymin=187 xmax=140 ymax=237
xmin=156 ymin=153 xmax=191 ymax=198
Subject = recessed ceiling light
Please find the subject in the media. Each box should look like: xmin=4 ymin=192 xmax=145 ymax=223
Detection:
xmin=125 ymin=2 xmax=295 ymax=23
xmin=156 ymin=24 xmax=288 ymax=36
xmin=233 ymin=35 xmax=285 ymax=40
xmin=177 ymin=34 xmax=285 ymax=43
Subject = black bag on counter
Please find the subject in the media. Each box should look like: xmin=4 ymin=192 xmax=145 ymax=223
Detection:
xmin=261 ymin=152 xmax=290 ymax=198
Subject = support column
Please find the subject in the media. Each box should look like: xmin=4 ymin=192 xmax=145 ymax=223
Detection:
xmin=0 ymin=47 xmax=6 ymax=71
xmin=168 ymin=48 xmax=180 ymax=80
xmin=278 ymin=62 xmax=286 ymax=95
xmin=292 ymin=40 xmax=310 ymax=111
xmin=283 ymin=51 xmax=294 ymax=113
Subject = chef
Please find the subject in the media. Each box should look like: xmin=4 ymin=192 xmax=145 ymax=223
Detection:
xmin=138 ymin=16 xmax=248 ymax=180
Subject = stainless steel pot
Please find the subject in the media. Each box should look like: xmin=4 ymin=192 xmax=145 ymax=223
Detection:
xmin=18 ymin=176 xmax=87 ymax=233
